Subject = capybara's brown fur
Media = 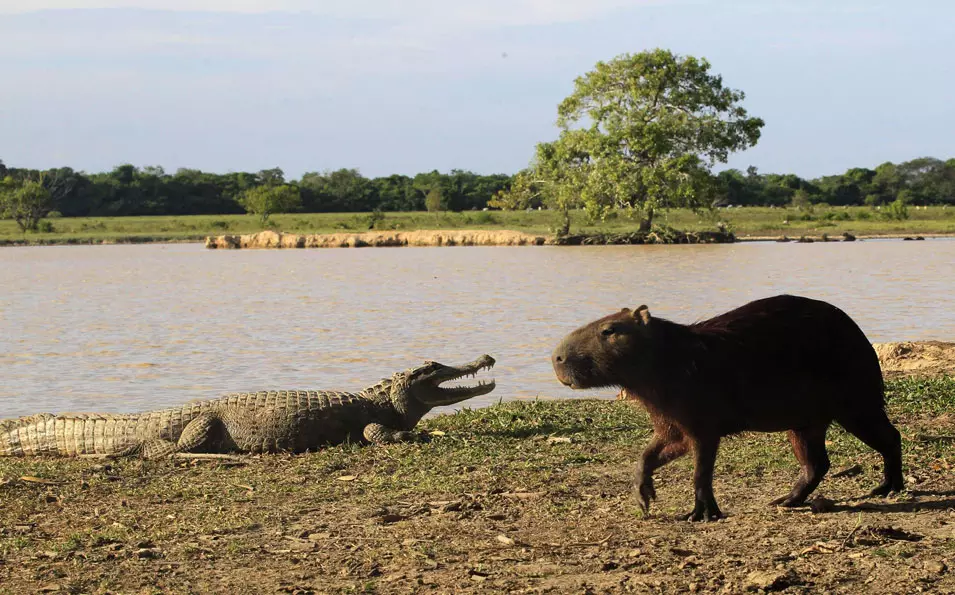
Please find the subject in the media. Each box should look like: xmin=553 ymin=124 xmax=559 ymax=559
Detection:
xmin=551 ymin=294 xmax=903 ymax=521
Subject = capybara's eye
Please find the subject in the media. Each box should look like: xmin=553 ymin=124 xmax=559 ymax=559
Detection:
xmin=601 ymin=327 xmax=615 ymax=337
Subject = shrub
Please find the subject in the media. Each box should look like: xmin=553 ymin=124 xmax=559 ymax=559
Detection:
xmin=238 ymin=184 xmax=302 ymax=224
xmin=464 ymin=212 xmax=498 ymax=225
xmin=364 ymin=209 xmax=386 ymax=230
xmin=0 ymin=180 xmax=53 ymax=231
xmin=882 ymin=198 xmax=909 ymax=221
xmin=791 ymin=189 xmax=812 ymax=211
xmin=425 ymin=189 xmax=444 ymax=212
xmin=822 ymin=211 xmax=851 ymax=221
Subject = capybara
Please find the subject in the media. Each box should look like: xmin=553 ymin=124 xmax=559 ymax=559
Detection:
xmin=551 ymin=294 xmax=903 ymax=521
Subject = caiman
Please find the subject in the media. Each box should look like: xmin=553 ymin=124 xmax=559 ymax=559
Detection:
xmin=0 ymin=355 xmax=496 ymax=458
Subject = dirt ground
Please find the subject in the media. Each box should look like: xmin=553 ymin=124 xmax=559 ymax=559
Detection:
xmin=875 ymin=342 xmax=955 ymax=380
xmin=1 ymin=369 xmax=953 ymax=594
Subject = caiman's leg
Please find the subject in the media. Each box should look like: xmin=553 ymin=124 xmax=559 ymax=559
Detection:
xmin=363 ymin=423 xmax=416 ymax=445
xmin=139 ymin=413 xmax=221 ymax=459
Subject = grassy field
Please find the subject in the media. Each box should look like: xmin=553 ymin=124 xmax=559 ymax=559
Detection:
xmin=2 ymin=205 xmax=954 ymax=245
xmin=1 ymin=376 xmax=953 ymax=593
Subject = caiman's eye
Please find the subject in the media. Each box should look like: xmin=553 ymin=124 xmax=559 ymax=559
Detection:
xmin=601 ymin=327 xmax=615 ymax=337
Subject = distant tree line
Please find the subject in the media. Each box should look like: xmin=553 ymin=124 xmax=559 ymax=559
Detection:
xmin=0 ymin=162 xmax=511 ymax=221
xmin=1 ymin=156 xmax=953 ymax=225
xmin=716 ymin=158 xmax=955 ymax=208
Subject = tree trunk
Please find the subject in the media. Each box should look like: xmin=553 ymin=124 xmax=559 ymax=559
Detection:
xmin=639 ymin=206 xmax=654 ymax=232
xmin=555 ymin=207 xmax=571 ymax=237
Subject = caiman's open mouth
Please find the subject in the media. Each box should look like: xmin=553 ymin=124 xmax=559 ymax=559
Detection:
xmin=420 ymin=354 xmax=496 ymax=405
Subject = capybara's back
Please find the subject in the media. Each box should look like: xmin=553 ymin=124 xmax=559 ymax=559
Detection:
xmin=552 ymin=294 xmax=903 ymax=520
xmin=684 ymin=294 xmax=886 ymax=432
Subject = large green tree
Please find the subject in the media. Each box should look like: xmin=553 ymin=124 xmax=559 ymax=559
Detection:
xmin=505 ymin=49 xmax=764 ymax=231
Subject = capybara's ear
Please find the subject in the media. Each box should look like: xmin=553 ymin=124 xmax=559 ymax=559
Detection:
xmin=620 ymin=307 xmax=632 ymax=313
xmin=634 ymin=305 xmax=651 ymax=325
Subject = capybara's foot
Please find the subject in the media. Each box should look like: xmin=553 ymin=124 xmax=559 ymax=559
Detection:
xmin=769 ymin=493 xmax=806 ymax=507
xmin=869 ymin=479 xmax=904 ymax=498
xmin=636 ymin=479 xmax=657 ymax=513
xmin=685 ymin=501 xmax=723 ymax=522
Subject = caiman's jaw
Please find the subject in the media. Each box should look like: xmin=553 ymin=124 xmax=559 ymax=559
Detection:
xmin=408 ymin=354 xmax=497 ymax=406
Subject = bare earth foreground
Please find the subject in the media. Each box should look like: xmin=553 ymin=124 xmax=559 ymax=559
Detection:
xmin=2 ymin=344 xmax=954 ymax=594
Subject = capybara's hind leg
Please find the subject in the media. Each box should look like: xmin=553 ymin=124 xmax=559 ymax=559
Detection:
xmin=836 ymin=409 xmax=904 ymax=497
xmin=770 ymin=424 xmax=831 ymax=507
xmin=635 ymin=423 xmax=689 ymax=514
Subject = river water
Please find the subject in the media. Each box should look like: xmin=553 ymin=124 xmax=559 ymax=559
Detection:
xmin=1 ymin=241 xmax=954 ymax=418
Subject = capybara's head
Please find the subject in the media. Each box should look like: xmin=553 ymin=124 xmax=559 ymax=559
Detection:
xmin=552 ymin=306 xmax=653 ymax=389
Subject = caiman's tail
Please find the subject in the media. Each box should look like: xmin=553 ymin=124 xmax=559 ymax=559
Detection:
xmin=0 ymin=413 xmax=137 ymax=457
xmin=1 ymin=414 xmax=57 ymax=456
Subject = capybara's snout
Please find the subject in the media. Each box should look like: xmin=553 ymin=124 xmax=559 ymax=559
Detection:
xmin=552 ymin=340 xmax=593 ymax=389
xmin=551 ymin=343 xmax=573 ymax=387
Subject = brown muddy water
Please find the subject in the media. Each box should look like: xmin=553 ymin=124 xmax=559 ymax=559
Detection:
xmin=1 ymin=241 xmax=954 ymax=418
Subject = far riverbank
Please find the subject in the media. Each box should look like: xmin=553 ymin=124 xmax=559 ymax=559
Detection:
xmin=203 ymin=229 xmax=955 ymax=249
xmin=2 ymin=206 xmax=954 ymax=247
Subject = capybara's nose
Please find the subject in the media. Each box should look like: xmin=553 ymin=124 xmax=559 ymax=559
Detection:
xmin=552 ymin=345 xmax=573 ymax=385
xmin=551 ymin=347 xmax=570 ymax=386
xmin=551 ymin=346 xmax=566 ymax=367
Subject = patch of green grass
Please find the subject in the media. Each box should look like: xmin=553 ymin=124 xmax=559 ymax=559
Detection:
xmin=2 ymin=380 xmax=951 ymax=503
xmin=87 ymin=526 xmax=130 ymax=547
xmin=885 ymin=376 xmax=955 ymax=415
xmin=0 ymin=535 xmax=31 ymax=554
xmin=58 ymin=533 xmax=85 ymax=553
xmin=3 ymin=206 xmax=955 ymax=244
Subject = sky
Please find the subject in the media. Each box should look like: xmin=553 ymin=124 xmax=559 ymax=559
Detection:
xmin=0 ymin=0 xmax=953 ymax=180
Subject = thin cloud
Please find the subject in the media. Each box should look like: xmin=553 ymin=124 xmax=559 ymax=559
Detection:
xmin=0 ymin=0 xmax=648 ymax=27
xmin=0 ymin=3 xmax=602 ymax=78
xmin=0 ymin=0 xmax=294 ymax=12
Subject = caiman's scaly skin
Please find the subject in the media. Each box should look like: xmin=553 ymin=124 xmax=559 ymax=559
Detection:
xmin=0 ymin=355 xmax=496 ymax=458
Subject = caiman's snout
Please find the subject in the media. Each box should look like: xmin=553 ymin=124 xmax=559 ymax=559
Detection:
xmin=417 ymin=354 xmax=497 ymax=406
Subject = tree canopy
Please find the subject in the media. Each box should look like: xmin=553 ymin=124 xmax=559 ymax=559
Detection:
xmin=238 ymin=184 xmax=302 ymax=224
xmin=0 ymin=178 xmax=53 ymax=231
xmin=499 ymin=49 xmax=764 ymax=231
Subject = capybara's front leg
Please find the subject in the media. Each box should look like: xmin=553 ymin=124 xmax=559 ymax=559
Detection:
xmin=686 ymin=437 xmax=723 ymax=522
xmin=635 ymin=422 xmax=689 ymax=514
